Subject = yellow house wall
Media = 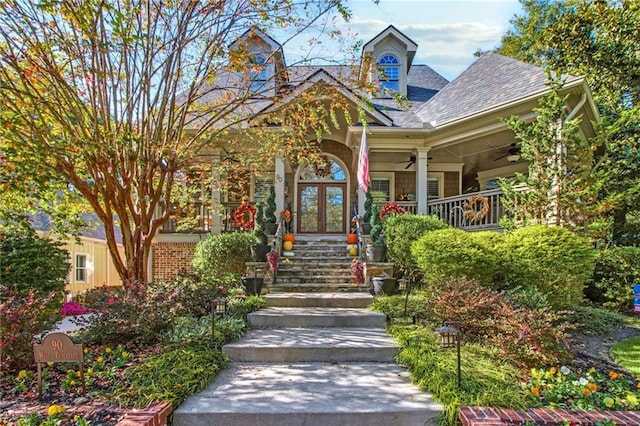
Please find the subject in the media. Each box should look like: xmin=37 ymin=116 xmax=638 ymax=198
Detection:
xmin=59 ymin=238 xmax=123 ymax=295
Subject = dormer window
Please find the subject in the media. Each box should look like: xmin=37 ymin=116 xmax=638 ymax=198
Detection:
xmin=379 ymin=54 xmax=400 ymax=92
xmin=249 ymin=55 xmax=269 ymax=95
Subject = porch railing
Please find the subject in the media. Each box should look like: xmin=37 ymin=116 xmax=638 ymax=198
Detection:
xmin=160 ymin=202 xmax=213 ymax=233
xmin=427 ymin=188 xmax=505 ymax=230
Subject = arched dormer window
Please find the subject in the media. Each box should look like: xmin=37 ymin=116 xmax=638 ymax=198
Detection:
xmin=249 ymin=55 xmax=269 ymax=95
xmin=379 ymin=54 xmax=399 ymax=92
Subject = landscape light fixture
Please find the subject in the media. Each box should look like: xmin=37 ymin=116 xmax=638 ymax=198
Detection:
xmin=435 ymin=322 xmax=462 ymax=388
xmin=211 ymin=297 xmax=228 ymax=345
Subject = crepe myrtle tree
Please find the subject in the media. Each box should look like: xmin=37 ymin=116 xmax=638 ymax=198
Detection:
xmin=0 ymin=0 xmax=380 ymax=283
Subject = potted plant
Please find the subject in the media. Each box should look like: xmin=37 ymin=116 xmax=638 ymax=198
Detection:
xmin=264 ymin=186 xmax=278 ymax=235
xmin=372 ymin=274 xmax=396 ymax=295
xmin=366 ymin=204 xmax=386 ymax=262
xmin=250 ymin=205 xmax=271 ymax=262
xmin=361 ymin=188 xmax=373 ymax=235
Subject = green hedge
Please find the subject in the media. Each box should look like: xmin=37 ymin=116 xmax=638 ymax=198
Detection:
xmin=592 ymin=246 xmax=640 ymax=312
xmin=192 ymin=232 xmax=255 ymax=279
xmin=383 ymin=214 xmax=449 ymax=275
xmin=412 ymin=228 xmax=498 ymax=287
xmin=502 ymin=225 xmax=594 ymax=309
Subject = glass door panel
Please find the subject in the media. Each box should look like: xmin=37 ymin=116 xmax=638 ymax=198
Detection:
xmin=324 ymin=185 xmax=345 ymax=233
xmin=299 ymin=185 xmax=319 ymax=233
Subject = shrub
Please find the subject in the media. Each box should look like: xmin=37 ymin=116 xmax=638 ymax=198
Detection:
xmin=1 ymin=287 xmax=56 ymax=372
xmin=0 ymin=229 xmax=69 ymax=320
xmin=424 ymin=280 xmax=571 ymax=368
xmin=156 ymin=274 xmax=238 ymax=318
xmin=59 ymin=301 xmax=91 ymax=316
xmin=76 ymin=280 xmax=180 ymax=346
xmin=565 ymin=306 xmax=627 ymax=335
xmin=369 ymin=204 xmax=384 ymax=245
xmin=192 ymin=232 xmax=255 ymax=279
xmin=502 ymin=225 xmax=595 ymax=309
xmin=383 ymin=214 xmax=448 ymax=276
xmin=412 ymin=228 xmax=497 ymax=287
xmin=75 ymin=285 xmax=123 ymax=310
xmin=264 ymin=186 xmax=277 ymax=224
xmin=592 ymin=246 xmax=640 ymax=312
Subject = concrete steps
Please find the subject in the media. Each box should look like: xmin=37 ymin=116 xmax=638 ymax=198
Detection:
xmin=173 ymin=363 xmax=442 ymax=426
xmin=173 ymin=292 xmax=442 ymax=426
xmin=273 ymin=236 xmax=363 ymax=292
xmin=247 ymin=307 xmax=386 ymax=328
xmin=222 ymin=328 xmax=398 ymax=362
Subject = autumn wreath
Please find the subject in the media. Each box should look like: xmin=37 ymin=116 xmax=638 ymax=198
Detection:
xmin=463 ymin=194 xmax=490 ymax=223
xmin=233 ymin=202 xmax=257 ymax=230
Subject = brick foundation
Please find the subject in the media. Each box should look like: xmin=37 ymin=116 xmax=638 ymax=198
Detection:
xmin=459 ymin=406 xmax=640 ymax=425
xmin=115 ymin=402 xmax=172 ymax=426
xmin=151 ymin=242 xmax=197 ymax=282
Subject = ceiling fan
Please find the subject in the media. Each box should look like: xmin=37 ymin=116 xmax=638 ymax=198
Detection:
xmin=494 ymin=143 xmax=521 ymax=162
xmin=395 ymin=154 xmax=417 ymax=169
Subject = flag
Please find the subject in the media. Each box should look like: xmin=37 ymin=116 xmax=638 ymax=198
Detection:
xmin=357 ymin=128 xmax=370 ymax=193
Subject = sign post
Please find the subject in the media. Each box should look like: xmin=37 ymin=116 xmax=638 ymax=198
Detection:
xmin=33 ymin=332 xmax=85 ymax=398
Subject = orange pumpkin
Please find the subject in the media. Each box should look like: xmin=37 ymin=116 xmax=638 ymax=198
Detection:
xmin=347 ymin=233 xmax=357 ymax=244
xmin=283 ymin=234 xmax=295 ymax=244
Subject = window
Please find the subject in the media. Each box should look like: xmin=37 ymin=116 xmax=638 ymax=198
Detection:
xmin=75 ymin=254 xmax=88 ymax=283
xmin=249 ymin=55 xmax=268 ymax=94
xmin=379 ymin=54 xmax=399 ymax=92
xmin=427 ymin=173 xmax=444 ymax=200
xmin=370 ymin=175 xmax=392 ymax=202
xmin=254 ymin=177 xmax=273 ymax=203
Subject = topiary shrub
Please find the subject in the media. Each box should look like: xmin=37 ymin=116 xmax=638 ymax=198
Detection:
xmin=592 ymin=246 xmax=640 ymax=312
xmin=383 ymin=214 xmax=448 ymax=276
xmin=502 ymin=225 xmax=595 ymax=310
xmin=264 ymin=186 xmax=277 ymax=224
xmin=363 ymin=189 xmax=373 ymax=224
xmin=192 ymin=232 xmax=255 ymax=280
xmin=412 ymin=228 xmax=498 ymax=288
xmin=369 ymin=204 xmax=384 ymax=245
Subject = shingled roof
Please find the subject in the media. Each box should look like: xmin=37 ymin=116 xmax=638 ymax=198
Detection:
xmin=415 ymin=52 xmax=582 ymax=127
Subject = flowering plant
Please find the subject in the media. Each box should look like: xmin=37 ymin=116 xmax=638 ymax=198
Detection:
xmin=233 ymin=202 xmax=257 ymax=230
xmin=266 ymin=249 xmax=280 ymax=274
xmin=526 ymin=366 xmax=640 ymax=410
xmin=60 ymin=301 xmax=92 ymax=316
xmin=279 ymin=209 xmax=291 ymax=223
xmin=379 ymin=201 xmax=406 ymax=219
xmin=351 ymin=259 xmax=365 ymax=285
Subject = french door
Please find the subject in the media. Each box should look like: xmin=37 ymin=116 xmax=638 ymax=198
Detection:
xmin=297 ymin=183 xmax=346 ymax=234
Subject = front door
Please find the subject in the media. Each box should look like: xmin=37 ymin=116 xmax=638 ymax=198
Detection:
xmin=297 ymin=155 xmax=348 ymax=234
xmin=298 ymin=183 xmax=346 ymax=233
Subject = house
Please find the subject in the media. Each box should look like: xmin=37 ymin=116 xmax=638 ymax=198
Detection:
xmin=150 ymin=25 xmax=600 ymax=282
xmin=32 ymin=213 xmax=124 ymax=295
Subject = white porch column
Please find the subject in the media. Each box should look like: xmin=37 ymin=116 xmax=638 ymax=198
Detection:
xmin=415 ymin=147 xmax=431 ymax=214
xmin=275 ymin=156 xmax=286 ymax=213
xmin=210 ymin=149 xmax=222 ymax=234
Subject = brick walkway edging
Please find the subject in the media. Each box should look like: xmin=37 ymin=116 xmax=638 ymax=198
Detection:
xmin=460 ymin=406 xmax=640 ymax=425
xmin=114 ymin=401 xmax=172 ymax=426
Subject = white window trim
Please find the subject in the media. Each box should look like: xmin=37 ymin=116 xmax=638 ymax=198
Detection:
xmin=251 ymin=174 xmax=274 ymax=203
xmin=370 ymin=172 xmax=395 ymax=202
xmin=75 ymin=253 xmax=89 ymax=284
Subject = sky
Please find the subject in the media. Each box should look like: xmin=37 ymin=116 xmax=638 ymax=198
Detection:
xmin=284 ymin=0 xmax=524 ymax=81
